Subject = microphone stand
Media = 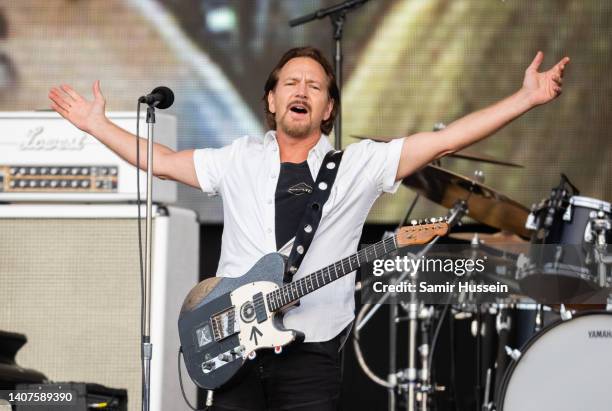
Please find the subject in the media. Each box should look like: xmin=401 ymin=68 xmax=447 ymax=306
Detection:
xmin=142 ymin=104 xmax=156 ymax=411
xmin=289 ymin=0 xmax=371 ymax=150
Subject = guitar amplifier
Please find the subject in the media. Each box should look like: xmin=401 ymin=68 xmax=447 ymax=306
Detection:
xmin=0 ymin=204 xmax=199 ymax=411
xmin=0 ymin=111 xmax=177 ymax=203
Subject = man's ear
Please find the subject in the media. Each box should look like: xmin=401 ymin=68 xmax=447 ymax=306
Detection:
xmin=267 ymin=91 xmax=276 ymax=114
xmin=323 ymin=98 xmax=333 ymax=121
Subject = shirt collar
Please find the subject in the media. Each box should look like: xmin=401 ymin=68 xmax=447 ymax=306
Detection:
xmin=263 ymin=130 xmax=334 ymax=160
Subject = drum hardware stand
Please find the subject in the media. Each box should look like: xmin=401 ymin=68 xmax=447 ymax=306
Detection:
xmin=388 ymin=302 xmax=398 ymax=411
xmin=394 ymin=304 xmax=445 ymax=411
xmin=358 ymin=202 xmax=466 ymax=411
xmin=482 ymin=368 xmax=494 ymax=411
xmin=590 ymin=212 xmax=612 ymax=286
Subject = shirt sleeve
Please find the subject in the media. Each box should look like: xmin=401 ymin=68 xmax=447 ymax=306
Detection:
xmin=349 ymin=137 xmax=404 ymax=193
xmin=192 ymin=142 xmax=236 ymax=195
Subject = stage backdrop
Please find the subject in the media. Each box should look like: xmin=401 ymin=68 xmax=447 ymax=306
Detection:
xmin=1 ymin=0 xmax=610 ymax=223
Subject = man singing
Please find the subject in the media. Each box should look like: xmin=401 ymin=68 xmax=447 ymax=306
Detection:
xmin=49 ymin=46 xmax=568 ymax=410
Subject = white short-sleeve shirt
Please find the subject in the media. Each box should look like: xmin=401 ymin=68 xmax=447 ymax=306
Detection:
xmin=193 ymin=130 xmax=404 ymax=342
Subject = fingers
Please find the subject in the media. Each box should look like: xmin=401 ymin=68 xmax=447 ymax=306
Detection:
xmin=527 ymin=50 xmax=544 ymax=72
xmin=60 ymin=84 xmax=81 ymax=102
xmin=558 ymin=56 xmax=571 ymax=68
xmin=50 ymin=102 xmax=69 ymax=118
xmin=93 ymin=80 xmax=105 ymax=100
xmin=550 ymin=56 xmax=570 ymax=77
xmin=48 ymin=88 xmax=71 ymax=112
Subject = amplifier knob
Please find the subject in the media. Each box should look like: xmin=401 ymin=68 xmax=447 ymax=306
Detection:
xmin=71 ymin=180 xmax=79 ymax=188
xmin=18 ymin=167 xmax=26 ymax=175
xmin=9 ymin=167 xmax=17 ymax=175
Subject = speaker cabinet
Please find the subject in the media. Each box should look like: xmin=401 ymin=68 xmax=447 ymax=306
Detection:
xmin=0 ymin=204 xmax=199 ymax=410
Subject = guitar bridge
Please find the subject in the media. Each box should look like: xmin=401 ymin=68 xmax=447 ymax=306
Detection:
xmin=211 ymin=307 xmax=239 ymax=341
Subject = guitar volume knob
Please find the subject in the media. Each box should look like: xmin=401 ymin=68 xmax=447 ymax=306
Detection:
xmin=218 ymin=353 xmax=232 ymax=362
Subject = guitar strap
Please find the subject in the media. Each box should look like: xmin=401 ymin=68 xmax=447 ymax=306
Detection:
xmin=284 ymin=149 xmax=344 ymax=283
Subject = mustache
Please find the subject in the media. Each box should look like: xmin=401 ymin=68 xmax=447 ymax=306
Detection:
xmin=287 ymin=100 xmax=311 ymax=111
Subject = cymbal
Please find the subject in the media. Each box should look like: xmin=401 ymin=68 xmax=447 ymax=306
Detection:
xmin=402 ymin=164 xmax=530 ymax=238
xmin=351 ymin=135 xmax=523 ymax=168
xmin=449 ymin=231 xmax=527 ymax=254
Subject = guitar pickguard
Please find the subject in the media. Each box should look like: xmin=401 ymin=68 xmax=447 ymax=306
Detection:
xmin=230 ymin=281 xmax=296 ymax=355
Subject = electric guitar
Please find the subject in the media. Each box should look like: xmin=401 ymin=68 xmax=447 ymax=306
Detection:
xmin=178 ymin=220 xmax=449 ymax=390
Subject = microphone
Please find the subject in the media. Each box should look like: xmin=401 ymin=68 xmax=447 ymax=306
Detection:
xmin=139 ymin=86 xmax=174 ymax=109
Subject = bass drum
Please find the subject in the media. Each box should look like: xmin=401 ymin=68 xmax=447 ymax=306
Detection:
xmin=496 ymin=311 xmax=612 ymax=411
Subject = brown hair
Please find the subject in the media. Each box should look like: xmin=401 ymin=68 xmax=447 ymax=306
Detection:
xmin=262 ymin=46 xmax=340 ymax=135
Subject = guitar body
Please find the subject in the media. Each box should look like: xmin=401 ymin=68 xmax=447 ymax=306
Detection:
xmin=178 ymin=253 xmax=303 ymax=390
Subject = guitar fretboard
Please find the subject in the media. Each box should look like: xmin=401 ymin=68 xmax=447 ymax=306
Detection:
xmin=266 ymin=236 xmax=397 ymax=312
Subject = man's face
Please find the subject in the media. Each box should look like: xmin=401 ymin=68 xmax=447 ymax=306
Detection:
xmin=267 ymin=57 xmax=334 ymax=138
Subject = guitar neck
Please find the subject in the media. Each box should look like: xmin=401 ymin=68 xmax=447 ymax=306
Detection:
xmin=265 ymin=220 xmax=449 ymax=312
xmin=266 ymin=236 xmax=397 ymax=312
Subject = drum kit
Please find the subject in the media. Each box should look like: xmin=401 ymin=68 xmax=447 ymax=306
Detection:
xmin=352 ymin=133 xmax=612 ymax=411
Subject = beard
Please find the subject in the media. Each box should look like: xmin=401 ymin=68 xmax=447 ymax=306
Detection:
xmin=277 ymin=111 xmax=315 ymax=138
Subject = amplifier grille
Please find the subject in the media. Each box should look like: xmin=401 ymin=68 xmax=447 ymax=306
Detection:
xmin=0 ymin=218 xmax=149 ymax=410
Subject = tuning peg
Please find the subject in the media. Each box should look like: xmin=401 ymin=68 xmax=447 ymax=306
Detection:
xmin=411 ymin=219 xmax=417 ymax=226
xmin=424 ymin=218 xmax=430 ymax=223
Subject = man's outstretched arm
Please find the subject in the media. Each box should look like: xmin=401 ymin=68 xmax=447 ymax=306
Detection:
xmin=48 ymin=81 xmax=200 ymax=188
xmin=395 ymin=51 xmax=570 ymax=181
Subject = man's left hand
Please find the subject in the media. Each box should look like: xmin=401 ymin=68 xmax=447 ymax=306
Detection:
xmin=522 ymin=51 xmax=570 ymax=107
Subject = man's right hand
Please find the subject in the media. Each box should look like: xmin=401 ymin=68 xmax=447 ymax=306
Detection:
xmin=48 ymin=80 xmax=107 ymax=134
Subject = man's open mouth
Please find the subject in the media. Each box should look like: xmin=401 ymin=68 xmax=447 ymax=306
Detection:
xmin=289 ymin=103 xmax=309 ymax=115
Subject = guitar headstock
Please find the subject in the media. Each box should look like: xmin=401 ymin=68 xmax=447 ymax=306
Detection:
xmin=396 ymin=217 xmax=449 ymax=247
